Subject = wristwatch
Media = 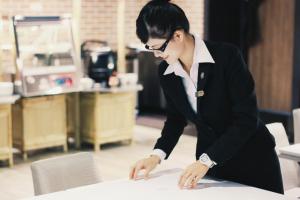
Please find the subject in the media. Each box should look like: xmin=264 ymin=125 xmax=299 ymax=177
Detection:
xmin=199 ymin=153 xmax=217 ymax=168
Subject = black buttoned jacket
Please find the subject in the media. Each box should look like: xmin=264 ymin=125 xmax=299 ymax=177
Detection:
xmin=154 ymin=41 xmax=276 ymax=165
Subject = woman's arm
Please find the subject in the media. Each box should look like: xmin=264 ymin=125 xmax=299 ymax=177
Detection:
xmin=153 ymin=64 xmax=188 ymax=159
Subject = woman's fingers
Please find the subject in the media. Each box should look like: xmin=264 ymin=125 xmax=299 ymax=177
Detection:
xmin=178 ymin=162 xmax=210 ymax=189
xmin=130 ymin=157 xmax=159 ymax=181
xmin=129 ymin=166 xmax=136 ymax=179
xmin=191 ymin=175 xmax=203 ymax=188
xmin=178 ymin=171 xmax=192 ymax=189
xmin=133 ymin=164 xmax=144 ymax=180
xmin=144 ymin=165 xmax=154 ymax=180
xmin=186 ymin=173 xmax=198 ymax=188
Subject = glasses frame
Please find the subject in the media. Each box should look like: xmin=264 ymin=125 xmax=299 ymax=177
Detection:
xmin=145 ymin=32 xmax=174 ymax=52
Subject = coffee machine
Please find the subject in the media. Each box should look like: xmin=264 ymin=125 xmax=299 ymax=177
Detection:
xmin=81 ymin=40 xmax=116 ymax=86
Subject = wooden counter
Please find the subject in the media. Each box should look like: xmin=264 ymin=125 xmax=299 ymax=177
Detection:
xmin=12 ymin=95 xmax=68 ymax=160
xmin=0 ymin=95 xmax=20 ymax=167
xmin=80 ymin=85 xmax=142 ymax=151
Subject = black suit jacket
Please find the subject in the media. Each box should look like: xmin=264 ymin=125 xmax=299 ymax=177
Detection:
xmin=154 ymin=41 xmax=276 ymax=166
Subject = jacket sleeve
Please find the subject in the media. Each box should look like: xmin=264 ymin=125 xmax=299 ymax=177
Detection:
xmin=205 ymin=47 xmax=259 ymax=166
xmin=153 ymin=65 xmax=188 ymax=159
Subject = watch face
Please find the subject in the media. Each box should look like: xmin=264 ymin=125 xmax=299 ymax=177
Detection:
xmin=199 ymin=154 xmax=216 ymax=168
xmin=201 ymin=155 xmax=208 ymax=162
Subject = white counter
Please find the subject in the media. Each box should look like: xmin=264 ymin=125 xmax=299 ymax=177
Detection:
xmin=80 ymin=84 xmax=143 ymax=93
xmin=0 ymin=95 xmax=20 ymax=105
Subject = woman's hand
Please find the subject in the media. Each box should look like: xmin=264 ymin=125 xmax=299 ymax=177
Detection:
xmin=129 ymin=155 xmax=160 ymax=180
xmin=178 ymin=161 xmax=209 ymax=189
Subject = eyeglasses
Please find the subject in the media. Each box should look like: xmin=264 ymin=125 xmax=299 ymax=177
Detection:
xmin=145 ymin=33 xmax=173 ymax=52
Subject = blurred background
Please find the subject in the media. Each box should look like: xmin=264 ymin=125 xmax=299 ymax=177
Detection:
xmin=0 ymin=0 xmax=299 ymax=199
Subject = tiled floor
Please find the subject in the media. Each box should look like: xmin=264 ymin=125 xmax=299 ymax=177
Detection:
xmin=0 ymin=125 xmax=197 ymax=200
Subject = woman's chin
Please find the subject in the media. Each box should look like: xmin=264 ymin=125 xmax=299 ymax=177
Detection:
xmin=165 ymin=57 xmax=176 ymax=65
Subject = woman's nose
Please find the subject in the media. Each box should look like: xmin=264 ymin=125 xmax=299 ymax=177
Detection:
xmin=153 ymin=50 xmax=162 ymax=58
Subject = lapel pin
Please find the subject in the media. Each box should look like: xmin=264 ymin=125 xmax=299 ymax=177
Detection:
xmin=200 ymin=72 xmax=205 ymax=79
xmin=195 ymin=90 xmax=205 ymax=97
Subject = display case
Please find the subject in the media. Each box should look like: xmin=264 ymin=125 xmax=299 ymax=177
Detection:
xmin=12 ymin=15 xmax=80 ymax=97
xmin=10 ymin=16 xmax=77 ymax=158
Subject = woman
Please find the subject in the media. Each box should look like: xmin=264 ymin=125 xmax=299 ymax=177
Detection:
xmin=129 ymin=0 xmax=284 ymax=194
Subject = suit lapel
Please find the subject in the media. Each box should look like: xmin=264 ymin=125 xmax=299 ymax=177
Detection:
xmin=162 ymin=62 xmax=214 ymax=123
xmin=196 ymin=63 xmax=214 ymax=117
xmin=164 ymin=74 xmax=198 ymax=122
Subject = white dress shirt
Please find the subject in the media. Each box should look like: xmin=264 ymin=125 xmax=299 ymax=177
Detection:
xmin=150 ymin=34 xmax=216 ymax=163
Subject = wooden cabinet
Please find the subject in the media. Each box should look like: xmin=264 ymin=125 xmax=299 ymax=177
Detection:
xmin=66 ymin=93 xmax=80 ymax=148
xmin=0 ymin=104 xmax=13 ymax=167
xmin=12 ymin=95 xmax=68 ymax=160
xmin=80 ymin=92 xmax=135 ymax=151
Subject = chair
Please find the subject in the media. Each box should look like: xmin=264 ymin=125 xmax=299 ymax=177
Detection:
xmin=266 ymin=123 xmax=300 ymax=196
xmin=31 ymin=152 xmax=101 ymax=195
xmin=293 ymin=109 xmax=300 ymax=143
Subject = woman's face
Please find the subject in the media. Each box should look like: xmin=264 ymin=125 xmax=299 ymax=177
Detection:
xmin=146 ymin=31 xmax=184 ymax=65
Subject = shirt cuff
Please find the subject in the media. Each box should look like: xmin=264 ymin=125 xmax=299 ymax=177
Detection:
xmin=150 ymin=149 xmax=167 ymax=163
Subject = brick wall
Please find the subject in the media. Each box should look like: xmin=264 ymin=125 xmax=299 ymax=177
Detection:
xmin=0 ymin=0 xmax=204 ymax=74
xmin=81 ymin=0 xmax=204 ymax=49
xmin=123 ymin=0 xmax=205 ymax=46
xmin=0 ymin=0 xmax=73 ymax=74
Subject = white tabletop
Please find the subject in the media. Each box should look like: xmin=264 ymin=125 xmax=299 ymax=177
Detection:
xmin=22 ymin=168 xmax=295 ymax=200
xmin=279 ymin=143 xmax=300 ymax=162
xmin=0 ymin=95 xmax=20 ymax=105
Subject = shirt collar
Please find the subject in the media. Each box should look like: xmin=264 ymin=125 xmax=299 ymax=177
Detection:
xmin=163 ymin=34 xmax=215 ymax=76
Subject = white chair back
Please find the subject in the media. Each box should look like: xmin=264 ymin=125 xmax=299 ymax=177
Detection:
xmin=266 ymin=123 xmax=299 ymax=190
xmin=293 ymin=109 xmax=300 ymax=143
xmin=31 ymin=152 xmax=101 ymax=195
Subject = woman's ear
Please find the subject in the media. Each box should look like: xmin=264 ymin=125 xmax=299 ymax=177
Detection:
xmin=173 ymin=30 xmax=184 ymax=43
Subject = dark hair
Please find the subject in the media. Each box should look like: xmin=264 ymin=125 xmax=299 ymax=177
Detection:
xmin=136 ymin=0 xmax=190 ymax=44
